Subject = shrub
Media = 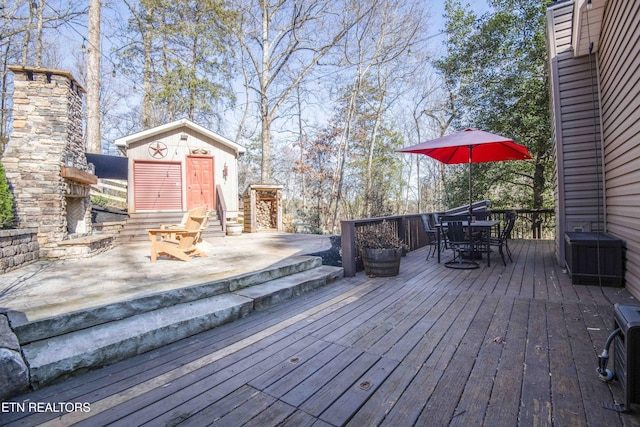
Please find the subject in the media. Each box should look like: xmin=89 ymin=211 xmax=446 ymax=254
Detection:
xmin=356 ymin=220 xmax=407 ymax=250
xmin=0 ymin=162 xmax=14 ymax=228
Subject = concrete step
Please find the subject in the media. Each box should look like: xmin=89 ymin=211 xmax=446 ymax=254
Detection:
xmin=12 ymin=257 xmax=343 ymax=389
xmin=10 ymin=256 xmax=323 ymax=343
xmin=235 ymin=265 xmax=344 ymax=311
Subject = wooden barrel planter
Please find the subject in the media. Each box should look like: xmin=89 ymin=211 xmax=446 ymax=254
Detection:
xmin=361 ymin=247 xmax=402 ymax=277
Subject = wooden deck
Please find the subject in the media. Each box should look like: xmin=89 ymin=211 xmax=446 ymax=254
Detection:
xmin=2 ymin=239 xmax=640 ymax=426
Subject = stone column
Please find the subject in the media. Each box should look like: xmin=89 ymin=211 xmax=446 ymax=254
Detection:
xmin=1 ymin=66 xmax=91 ymax=258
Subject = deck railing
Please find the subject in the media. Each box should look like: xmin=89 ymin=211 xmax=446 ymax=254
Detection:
xmin=490 ymin=209 xmax=555 ymax=240
xmin=341 ymin=206 xmax=555 ymax=277
xmin=90 ymin=179 xmax=127 ymax=209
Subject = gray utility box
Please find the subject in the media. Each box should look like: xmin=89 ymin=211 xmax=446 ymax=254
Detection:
xmin=613 ymin=304 xmax=640 ymax=410
xmin=564 ymin=232 xmax=624 ymax=287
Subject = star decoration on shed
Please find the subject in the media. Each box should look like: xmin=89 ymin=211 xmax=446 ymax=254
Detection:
xmin=148 ymin=141 xmax=168 ymax=159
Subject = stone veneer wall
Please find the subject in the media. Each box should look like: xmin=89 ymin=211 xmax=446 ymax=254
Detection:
xmin=2 ymin=67 xmax=91 ymax=259
xmin=0 ymin=229 xmax=39 ymax=273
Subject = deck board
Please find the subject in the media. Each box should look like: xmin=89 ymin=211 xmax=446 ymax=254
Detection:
xmin=449 ymin=294 xmax=514 ymax=427
xmin=483 ymin=297 xmax=530 ymax=426
xmin=518 ymin=298 xmax=552 ymax=426
xmin=548 ymin=299 xmax=588 ymax=427
xmin=415 ymin=293 xmax=500 ymax=426
xmin=3 ymin=239 xmax=640 ymax=427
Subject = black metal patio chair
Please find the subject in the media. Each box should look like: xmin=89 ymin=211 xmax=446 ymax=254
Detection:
xmin=421 ymin=214 xmax=439 ymax=259
xmin=443 ymin=217 xmax=479 ymax=269
xmin=489 ymin=211 xmax=516 ymax=266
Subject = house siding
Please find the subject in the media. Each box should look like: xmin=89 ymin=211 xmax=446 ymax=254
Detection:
xmin=597 ymin=0 xmax=640 ymax=297
xmin=547 ymin=2 xmax=604 ymax=265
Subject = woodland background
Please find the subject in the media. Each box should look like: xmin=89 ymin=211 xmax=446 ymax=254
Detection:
xmin=0 ymin=0 xmax=553 ymax=233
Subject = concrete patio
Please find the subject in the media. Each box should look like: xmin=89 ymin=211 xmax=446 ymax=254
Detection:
xmin=0 ymin=232 xmax=334 ymax=322
xmin=0 ymin=232 xmax=342 ymax=397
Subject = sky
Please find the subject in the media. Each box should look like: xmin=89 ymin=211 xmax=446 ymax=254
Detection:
xmin=40 ymin=0 xmax=493 ymax=147
xmin=49 ymin=0 xmax=492 ymax=71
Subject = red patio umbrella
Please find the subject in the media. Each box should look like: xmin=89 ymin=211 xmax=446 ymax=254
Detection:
xmin=398 ymin=128 xmax=532 ymax=216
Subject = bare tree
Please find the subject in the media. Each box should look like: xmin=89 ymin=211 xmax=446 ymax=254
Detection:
xmin=34 ymin=0 xmax=45 ymax=67
xmin=86 ymin=0 xmax=101 ymax=153
xmin=1 ymin=1 xmax=86 ymax=153
xmin=228 ymin=0 xmax=379 ymax=184
xmin=328 ymin=0 xmax=424 ymax=227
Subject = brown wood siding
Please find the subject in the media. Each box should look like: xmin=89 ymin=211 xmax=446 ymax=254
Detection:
xmin=598 ymin=0 xmax=640 ymax=297
xmin=548 ymin=2 xmax=605 ymax=266
xmin=547 ymin=4 xmax=572 ymax=263
xmin=133 ymin=161 xmax=183 ymax=211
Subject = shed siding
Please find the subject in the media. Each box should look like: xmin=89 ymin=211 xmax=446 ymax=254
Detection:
xmin=547 ymin=2 xmax=604 ymax=265
xmin=125 ymin=125 xmax=241 ymax=217
xmin=598 ymin=0 xmax=640 ymax=297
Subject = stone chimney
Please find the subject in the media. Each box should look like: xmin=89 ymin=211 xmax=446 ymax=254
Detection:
xmin=2 ymin=66 xmax=97 ymax=259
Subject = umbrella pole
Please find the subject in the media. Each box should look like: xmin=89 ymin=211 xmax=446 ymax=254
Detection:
xmin=469 ymin=145 xmax=473 ymax=218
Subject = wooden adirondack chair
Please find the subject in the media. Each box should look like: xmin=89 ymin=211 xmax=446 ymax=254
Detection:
xmin=148 ymin=206 xmax=209 ymax=262
xmin=159 ymin=209 xmax=210 ymax=244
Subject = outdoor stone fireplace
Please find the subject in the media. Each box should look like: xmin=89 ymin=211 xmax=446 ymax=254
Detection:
xmin=243 ymin=184 xmax=283 ymax=232
xmin=2 ymin=66 xmax=105 ymax=259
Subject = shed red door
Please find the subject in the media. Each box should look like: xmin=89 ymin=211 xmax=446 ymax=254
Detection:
xmin=133 ymin=161 xmax=183 ymax=211
xmin=186 ymin=156 xmax=214 ymax=209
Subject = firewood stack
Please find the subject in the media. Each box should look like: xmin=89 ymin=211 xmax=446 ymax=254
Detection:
xmin=256 ymin=199 xmax=276 ymax=229
xmin=243 ymin=184 xmax=283 ymax=233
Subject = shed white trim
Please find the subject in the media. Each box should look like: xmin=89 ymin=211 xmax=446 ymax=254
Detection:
xmin=114 ymin=119 xmax=246 ymax=155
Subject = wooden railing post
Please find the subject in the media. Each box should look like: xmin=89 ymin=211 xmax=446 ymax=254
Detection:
xmin=341 ymin=220 xmax=357 ymax=277
xmin=216 ymin=184 xmax=227 ymax=232
xmin=398 ymin=217 xmax=407 ymax=251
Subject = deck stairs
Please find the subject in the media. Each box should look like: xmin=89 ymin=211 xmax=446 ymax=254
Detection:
xmin=116 ymin=211 xmax=225 ymax=243
xmin=9 ymin=256 xmax=343 ymax=390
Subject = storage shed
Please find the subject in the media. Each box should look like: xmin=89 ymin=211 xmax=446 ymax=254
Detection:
xmin=114 ymin=119 xmax=246 ymax=219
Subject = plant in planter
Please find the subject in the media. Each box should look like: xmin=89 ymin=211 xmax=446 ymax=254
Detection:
xmin=357 ymin=220 xmax=408 ymax=277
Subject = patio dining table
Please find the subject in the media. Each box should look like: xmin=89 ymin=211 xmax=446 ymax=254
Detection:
xmin=436 ymin=219 xmax=501 ymax=267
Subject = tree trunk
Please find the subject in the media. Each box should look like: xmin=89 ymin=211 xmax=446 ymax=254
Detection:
xmin=259 ymin=0 xmax=271 ymax=184
xmin=296 ymin=86 xmax=306 ymax=210
xmin=1 ymin=42 xmax=10 ymax=155
xmin=365 ymin=86 xmax=386 ymax=217
xmin=330 ymin=77 xmax=359 ymax=231
xmin=188 ymin=30 xmax=198 ymax=121
xmin=142 ymin=17 xmax=152 ymax=128
xmin=86 ymin=0 xmax=101 ymax=153
xmin=260 ymin=98 xmax=271 ymax=184
xmin=22 ymin=1 xmax=36 ymax=66
xmin=531 ymin=149 xmax=546 ymax=237
xmin=35 ymin=0 xmax=45 ymax=67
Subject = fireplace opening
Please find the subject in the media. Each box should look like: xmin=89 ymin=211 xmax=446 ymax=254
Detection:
xmin=65 ymin=197 xmax=89 ymax=236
